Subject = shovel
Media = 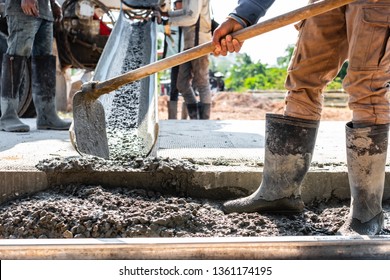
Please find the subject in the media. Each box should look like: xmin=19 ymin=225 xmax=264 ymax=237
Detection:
xmin=72 ymin=0 xmax=356 ymax=159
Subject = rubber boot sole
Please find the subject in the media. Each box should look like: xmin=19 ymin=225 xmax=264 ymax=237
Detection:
xmin=223 ymin=196 xmax=304 ymax=214
xmin=0 ymin=121 xmax=30 ymax=132
xmin=37 ymin=124 xmax=71 ymax=130
xmin=337 ymin=211 xmax=384 ymax=236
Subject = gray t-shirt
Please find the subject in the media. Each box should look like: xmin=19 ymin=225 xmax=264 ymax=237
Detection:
xmin=232 ymin=0 xmax=275 ymax=25
xmin=5 ymin=0 xmax=54 ymax=21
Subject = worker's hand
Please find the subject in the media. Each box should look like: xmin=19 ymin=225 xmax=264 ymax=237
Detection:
xmin=21 ymin=0 xmax=39 ymax=17
xmin=152 ymin=9 xmax=163 ymax=24
xmin=50 ymin=0 xmax=63 ymax=22
xmin=212 ymin=18 xmax=244 ymax=57
xmin=152 ymin=7 xmax=169 ymax=24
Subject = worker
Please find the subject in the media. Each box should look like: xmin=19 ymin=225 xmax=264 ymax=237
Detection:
xmin=0 ymin=0 xmax=71 ymax=132
xmin=162 ymin=0 xmax=184 ymax=119
xmin=161 ymin=0 xmax=213 ymax=119
xmin=212 ymin=0 xmax=390 ymax=236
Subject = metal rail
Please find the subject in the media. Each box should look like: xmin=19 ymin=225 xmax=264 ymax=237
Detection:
xmin=1 ymin=236 xmax=390 ymax=259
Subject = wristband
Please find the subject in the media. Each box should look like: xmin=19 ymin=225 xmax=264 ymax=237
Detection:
xmin=227 ymin=13 xmax=248 ymax=28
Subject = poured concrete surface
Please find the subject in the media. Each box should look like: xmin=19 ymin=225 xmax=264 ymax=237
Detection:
xmin=156 ymin=120 xmax=348 ymax=164
xmin=1 ymin=118 xmax=390 ymax=204
xmin=0 ymin=119 xmax=79 ymax=171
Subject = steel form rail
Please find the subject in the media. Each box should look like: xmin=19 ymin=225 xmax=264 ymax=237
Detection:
xmin=1 ymin=236 xmax=390 ymax=260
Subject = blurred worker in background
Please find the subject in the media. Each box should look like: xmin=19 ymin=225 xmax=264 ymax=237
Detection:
xmin=212 ymin=0 xmax=390 ymax=236
xmin=162 ymin=0 xmax=185 ymax=119
xmin=160 ymin=0 xmax=213 ymax=119
xmin=0 ymin=0 xmax=71 ymax=132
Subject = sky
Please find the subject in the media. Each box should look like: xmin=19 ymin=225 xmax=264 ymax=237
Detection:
xmin=211 ymin=0 xmax=308 ymax=65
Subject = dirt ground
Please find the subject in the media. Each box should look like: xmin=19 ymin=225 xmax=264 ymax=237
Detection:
xmin=158 ymin=91 xmax=353 ymax=121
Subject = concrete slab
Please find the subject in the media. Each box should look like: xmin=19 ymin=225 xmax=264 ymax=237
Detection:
xmin=155 ymin=120 xmax=349 ymax=164
xmin=0 ymin=119 xmax=79 ymax=171
xmin=1 ymin=118 xmax=389 ymax=204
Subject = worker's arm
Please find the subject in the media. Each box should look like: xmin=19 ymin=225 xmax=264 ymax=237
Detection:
xmin=50 ymin=0 xmax=62 ymax=22
xmin=167 ymin=0 xmax=202 ymax=27
xmin=233 ymin=0 xmax=275 ymax=26
xmin=212 ymin=0 xmax=275 ymax=56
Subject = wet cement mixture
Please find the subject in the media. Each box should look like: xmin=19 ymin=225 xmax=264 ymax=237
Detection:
xmin=36 ymin=155 xmax=197 ymax=173
xmin=0 ymin=183 xmax=389 ymax=239
xmin=1 ymin=154 xmax=389 ymax=239
xmin=2 ymin=116 xmax=390 ymax=238
xmin=105 ymin=20 xmax=154 ymax=159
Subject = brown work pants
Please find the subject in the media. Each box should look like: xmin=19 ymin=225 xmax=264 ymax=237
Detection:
xmin=284 ymin=0 xmax=390 ymax=125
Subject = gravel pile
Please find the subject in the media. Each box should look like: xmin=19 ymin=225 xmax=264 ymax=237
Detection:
xmin=0 ymin=184 xmax=389 ymax=239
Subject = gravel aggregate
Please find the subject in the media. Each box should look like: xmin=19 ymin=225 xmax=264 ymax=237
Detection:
xmin=0 ymin=184 xmax=389 ymax=239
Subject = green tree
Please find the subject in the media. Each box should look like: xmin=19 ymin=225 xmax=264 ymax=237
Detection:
xmin=212 ymin=44 xmax=349 ymax=92
xmin=326 ymin=61 xmax=348 ymax=90
xmin=276 ymin=44 xmax=294 ymax=68
xmin=224 ymin=53 xmax=268 ymax=91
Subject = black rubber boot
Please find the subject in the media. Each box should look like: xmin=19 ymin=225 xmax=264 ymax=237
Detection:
xmin=223 ymin=114 xmax=319 ymax=213
xmin=31 ymin=55 xmax=71 ymax=130
xmin=0 ymin=54 xmax=30 ymax=132
xmin=198 ymin=102 xmax=211 ymax=120
xmin=186 ymin=103 xmax=199 ymax=119
xmin=168 ymin=101 xmax=177 ymax=119
xmin=338 ymin=122 xmax=389 ymax=236
xmin=0 ymin=53 xmax=2 ymax=110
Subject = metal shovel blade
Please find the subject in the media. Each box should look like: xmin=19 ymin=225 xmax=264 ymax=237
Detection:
xmin=72 ymin=91 xmax=109 ymax=159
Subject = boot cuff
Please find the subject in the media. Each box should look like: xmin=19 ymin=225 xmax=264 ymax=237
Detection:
xmin=346 ymin=122 xmax=389 ymax=153
xmin=266 ymin=113 xmax=319 ymax=129
xmin=346 ymin=122 xmax=390 ymax=136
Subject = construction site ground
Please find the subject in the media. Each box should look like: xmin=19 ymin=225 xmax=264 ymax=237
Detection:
xmin=2 ymin=91 xmax=390 ymax=205
xmin=1 ymin=91 xmax=390 ymax=241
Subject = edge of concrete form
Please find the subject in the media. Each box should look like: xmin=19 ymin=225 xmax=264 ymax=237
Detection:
xmin=1 ymin=236 xmax=390 ymax=260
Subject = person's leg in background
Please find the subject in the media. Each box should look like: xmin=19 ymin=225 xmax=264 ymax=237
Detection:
xmin=168 ymin=65 xmax=179 ymax=119
xmin=31 ymin=18 xmax=71 ymax=130
xmin=177 ymin=60 xmax=198 ymax=119
xmin=192 ymin=55 xmax=212 ymax=119
xmin=0 ymin=14 xmax=35 ymax=132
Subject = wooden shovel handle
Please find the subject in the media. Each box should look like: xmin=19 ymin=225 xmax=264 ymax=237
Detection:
xmin=83 ymin=0 xmax=356 ymax=99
